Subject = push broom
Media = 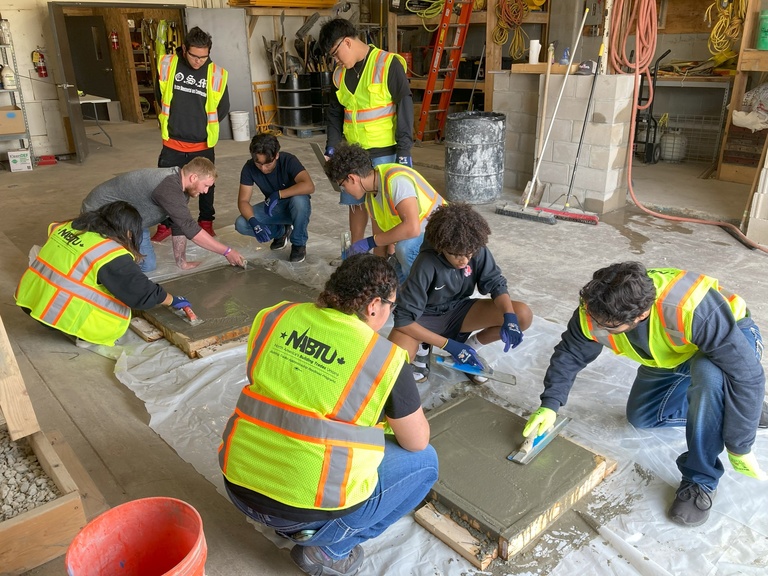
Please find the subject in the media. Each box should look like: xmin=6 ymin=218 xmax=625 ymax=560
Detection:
xmin=535 ymin=43 xmax=604 ymax=225
xmin=497 ymin=7 xmax=590 ymax=226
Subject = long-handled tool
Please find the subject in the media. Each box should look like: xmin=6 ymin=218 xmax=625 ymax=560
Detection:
xmin=434 ymin=355 xmax=517 ymax=386
xmin=467 ymin=44 xmax=485 ymax=112
xmin=507 ymin=415 xmax=570 ymax=464
xmin=527 ymin=42 xmax=554 ymax=207
xmin=536 ymin=43 xmax=604 ymax=226
xmin=499 ymin=8 xmax=590 ymax=226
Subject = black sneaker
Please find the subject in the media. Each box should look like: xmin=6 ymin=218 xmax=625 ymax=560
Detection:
xmin=668 ymin=481 xmax=715 ymax=527
xmin=290 ymin=244 xmax=307 ymax=263
xmin=271 ymin=226 xmax=292 ymax=250
xmin=290 ymin=544 xmax=363 ymax=576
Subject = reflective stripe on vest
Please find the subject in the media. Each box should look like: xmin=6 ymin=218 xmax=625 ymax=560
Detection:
xmin=365 ymin=164 xmax=445 ymax=231
xmin=343 ymin=103 xmax=395 ymax=124
xmin=655 ymin=271 xmax=706 ymax=346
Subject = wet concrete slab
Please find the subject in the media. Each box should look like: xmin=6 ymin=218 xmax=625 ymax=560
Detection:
xmin=136 ymin=265 xmax=317 ymax=357
xmin=425 ymin=394 xmax=613 ymax=561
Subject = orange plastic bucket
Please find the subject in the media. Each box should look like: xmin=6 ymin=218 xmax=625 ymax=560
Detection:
xmin=65 ymin=497 xmax=207 ymax=576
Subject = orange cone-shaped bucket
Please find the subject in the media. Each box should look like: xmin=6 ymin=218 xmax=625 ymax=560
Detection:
xmin=66 ymin=497 xmax=206 ymax=576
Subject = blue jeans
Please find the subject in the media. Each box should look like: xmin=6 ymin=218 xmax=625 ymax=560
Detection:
xmin=225 ymin=437 xmax=438 ymax=560
xmin=625 ymin=323 xmax=763 ymax=491
xmin=393 ymin=232 xmax=424 ymax=283
xmin=235 ymin=195 xmax=311 ymax=246
xmin=138 ymin=228 xmax=156 ymax=273
xmin=340 ymin=154 xmax=397 ymax=206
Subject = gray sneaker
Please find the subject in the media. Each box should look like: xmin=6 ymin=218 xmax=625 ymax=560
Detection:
xmin=290 ymin=545 xmax=364 ymax=576
xmin=668 ymin=481 xmax=715 ymax=527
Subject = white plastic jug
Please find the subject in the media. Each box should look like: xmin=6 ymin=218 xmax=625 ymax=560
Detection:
xmin=660 ymin=129 xmax=687 ymax=163
xmin=1 ymin=65 xmax=17 ymax=89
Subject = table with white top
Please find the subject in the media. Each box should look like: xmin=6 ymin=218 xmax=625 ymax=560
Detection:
xmin=79 ymin=94 xmax=113 ymax=147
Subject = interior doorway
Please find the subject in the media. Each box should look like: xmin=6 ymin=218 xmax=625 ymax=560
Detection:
xmin=64 ymin=15 xmax=118 ymax=101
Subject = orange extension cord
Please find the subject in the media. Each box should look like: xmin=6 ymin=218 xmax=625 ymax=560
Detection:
xmin=609 ymin=0 xmax=768 ymax=254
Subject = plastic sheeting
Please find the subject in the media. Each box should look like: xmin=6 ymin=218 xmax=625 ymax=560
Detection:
xmin=97 ymin=229 xmax=768 ymax=575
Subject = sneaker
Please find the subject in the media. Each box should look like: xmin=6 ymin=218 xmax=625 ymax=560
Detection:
xmin=150 ymin=224 xmax=171 ymax=242
xmin=412 ymin=343 xmax=431 ymax=383
xmin=198 ymin=220 xmax=215 ymax=236
xmin=668 ymin=481 xmax=715 ymax=527
xmin=290 ymin=544 xmax=364 ymax=576
xmin=290 ymin=244 xmax=307 ymax=263
xmin=271 ymin=225 xmax=292 ymax=250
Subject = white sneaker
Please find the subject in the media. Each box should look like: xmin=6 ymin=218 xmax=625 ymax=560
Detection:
xmin=466 ymin=334 xmax=483 ymax=349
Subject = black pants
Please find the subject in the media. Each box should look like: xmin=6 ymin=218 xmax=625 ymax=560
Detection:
xmin=158 ymin=146 xmax=216 ymax=221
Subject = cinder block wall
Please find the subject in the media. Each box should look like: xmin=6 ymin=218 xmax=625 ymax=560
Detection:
xmin=494 ymin=72 xmax=634 ymax=215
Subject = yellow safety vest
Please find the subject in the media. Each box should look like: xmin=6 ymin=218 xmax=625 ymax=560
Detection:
xmin=365 ymin=164 xmax=445 ymax=231
xmin=15 ymin=222 xmax=132 ymax=346
xmin=219 ymin=301 xmax=408 ymax=511
xmin=579 ymin=268 xmax=748 ymax=368
xmin=333 ymin=47 xmax=406 ymax=149
xmin=157 ymin=54 xmax=228 ymax=147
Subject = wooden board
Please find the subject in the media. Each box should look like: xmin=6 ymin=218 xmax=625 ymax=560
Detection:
xmin=0 ymin=315 xmax=40 ymax=441
xmin=0 ymin=430 xmax=87 ymax=575
xmin=129 ymin=316 xmax=165 ymax=342
xmin=414 ymin=502 xmax=496 ymax=570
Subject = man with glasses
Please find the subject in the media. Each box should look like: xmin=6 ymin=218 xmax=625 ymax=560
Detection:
xmin=525 ymin=261 xmax=767 ymax=527
xmin=234 ymin=133 xmax=314 ymax=263
xmin=153 ymin=26 xmax=229 ymax=240
xmin=318 ymin=18 xmax=414 ymax=250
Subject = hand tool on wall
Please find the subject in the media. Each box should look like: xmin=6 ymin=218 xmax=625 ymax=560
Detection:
xmin=435 ymin=355 xmax=517 ymax=386
xmin=507 ymin=415 xmax=570 ymax=464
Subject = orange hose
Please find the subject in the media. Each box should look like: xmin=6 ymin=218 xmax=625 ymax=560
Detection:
xmin=610 ymin=0 xmax=768 ymax=254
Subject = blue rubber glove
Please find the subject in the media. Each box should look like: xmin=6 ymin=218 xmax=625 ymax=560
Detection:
xmin=348 ymin=236 xmax=376 ymax=256
xmin=324 ymin=146 xmax=335 ymax=158
xmin=522 ymin=407 xmax=557 ymax=438
xmin=500 ymin=312 xmax=523 ymax=352
xmin=264 ymin=192 xmax=281 ymax=217
xmin=170 ymin=295 xmax=191 ymax=310
xmin=248 ymin=217 xmax=271 ymax=243
xmin=397 ymin=155 xmax=412 ymax=167
xmin=443 ymin=338 xmax=483 ymax=368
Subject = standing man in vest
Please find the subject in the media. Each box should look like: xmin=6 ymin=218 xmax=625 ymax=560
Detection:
xmin=324 ymin=143 xmax=444 ymax=282
xmin=153 ymin=26 xmax=229 ymax=241
xmin=220 ymin=254 xmax=436 ymax=576
xmin=524 ymin=262 xmax=767 ymax=528
xmin=319 ymin=18 xmax=414 ymax=248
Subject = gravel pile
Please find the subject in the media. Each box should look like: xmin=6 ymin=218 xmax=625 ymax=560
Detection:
xmin=1 ymin=427 xmax=62 ymax=522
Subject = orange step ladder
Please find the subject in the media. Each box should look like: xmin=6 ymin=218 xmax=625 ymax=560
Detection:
xmin=415 ymin=0 xmax=474 ymax=142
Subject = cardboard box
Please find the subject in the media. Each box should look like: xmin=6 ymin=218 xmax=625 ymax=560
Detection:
xmin=8 ymin=149 xmax=33 ymax=172
xmin=0 ymin=105 xmax=25 ymax=135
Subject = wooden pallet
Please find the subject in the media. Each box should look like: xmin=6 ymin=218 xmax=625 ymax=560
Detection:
xmin=273 ymin=123 xmax=326 ymax=139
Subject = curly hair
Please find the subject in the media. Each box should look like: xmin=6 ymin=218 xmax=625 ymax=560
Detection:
xmin=424 ymin=203 xmax=490 ymax=255
xmin=317 ymin=254 xmax=398 ymax=319
xmin=318 ymin=18 xmax=357 ymax=54
xmin=579 ymin=261 xmax=656 ymax=326
xmin=249 ymin=133 xmax=280 ymax=162
xmin=183 ymin=156 xmax=217 ymax=181
xmin=72 ymin=201 xmax=143 ymax=260
xmin=324 ymin=143 xmax=373 ymax=183
xmin=185 ymin=27 xmax=212 ymax=51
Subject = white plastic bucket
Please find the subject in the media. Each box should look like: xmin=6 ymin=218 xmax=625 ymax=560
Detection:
xmin=230 ymin=111 xmax=250 ymax=142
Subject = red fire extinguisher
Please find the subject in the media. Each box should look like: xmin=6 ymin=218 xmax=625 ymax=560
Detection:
xmin=109 ymin=30 xmax=119 ymax=50
xmin=31 ymin=50 xmax=48 ymax=78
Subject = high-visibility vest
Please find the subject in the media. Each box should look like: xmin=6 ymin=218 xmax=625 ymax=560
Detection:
xmin=157 ymin=54 xmax=228 ymax=147
xmin=579 ymin=268 xmax=749 ymax=368
xmin=219 ymin=301 xmax=408 ymax=511
xmin=15 ymin=222 xmax=132 ymax=346
xmin=333 ymin=47 xmax=406 ymax=149
xmin=365 ymin=164 xmax=445 ymax=231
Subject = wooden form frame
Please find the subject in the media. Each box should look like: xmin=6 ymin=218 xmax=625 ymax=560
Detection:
xmin=0 ymin=316 xmax=95 ymax=574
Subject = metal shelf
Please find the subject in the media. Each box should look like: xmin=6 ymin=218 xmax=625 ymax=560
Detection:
xmin=0 ymin=132 xmax=28 ymax=140
xmin=0 ymin=29 xmax=33 ymax=162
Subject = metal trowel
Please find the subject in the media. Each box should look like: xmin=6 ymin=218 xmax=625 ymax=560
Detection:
xmin=507 ymin=416 xmax=571 ymax=464
xmin=434 ymin=355 xmax=517 ymax=386
xmin=173 ymin=305 xmax=204 ymax=327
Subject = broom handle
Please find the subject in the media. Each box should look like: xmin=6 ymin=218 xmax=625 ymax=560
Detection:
xmin=530 ymin=7 xmax=590 ymax=185
xmin=536 ymin=44 xmax=554 ymax=163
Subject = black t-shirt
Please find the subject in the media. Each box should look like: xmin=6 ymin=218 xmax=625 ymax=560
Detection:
xmin=239 ymin=152 xmax=306 ymax=198
xmin=224 ymin=362 xmax=422 ymax=522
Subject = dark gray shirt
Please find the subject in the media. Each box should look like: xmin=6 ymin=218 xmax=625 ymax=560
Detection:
xmin=150 ymin=172 xmax=200 ymax=239
xmin=82 ymin=168 xmax=179 ymax=228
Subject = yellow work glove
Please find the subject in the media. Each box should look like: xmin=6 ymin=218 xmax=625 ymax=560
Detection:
xmin=522 ymin=407 xmax=557 ymax=438
xmin=728 ymin=451 xmax=768 ymax=480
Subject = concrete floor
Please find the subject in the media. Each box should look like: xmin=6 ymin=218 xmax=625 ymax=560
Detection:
xmin=2 ymin=121 xmax=766 ymax=575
